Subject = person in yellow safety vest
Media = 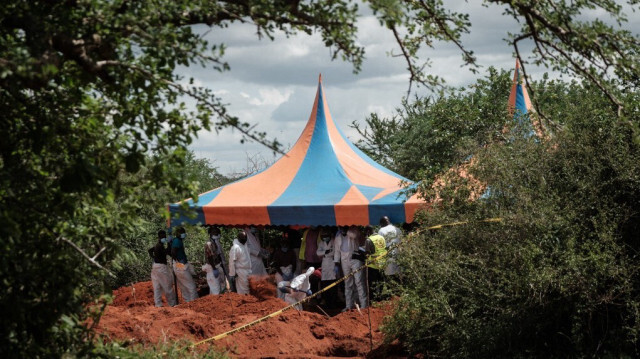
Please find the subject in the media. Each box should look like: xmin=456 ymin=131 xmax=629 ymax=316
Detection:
xmin=364 ymin=225 xmax=386 ymax=301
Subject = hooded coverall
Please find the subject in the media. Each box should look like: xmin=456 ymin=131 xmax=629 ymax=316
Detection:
xmin=229 ymin=237 xmax=252 ymax=294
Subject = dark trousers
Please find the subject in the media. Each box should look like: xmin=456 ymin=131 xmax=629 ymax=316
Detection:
xmin=320 ymin=279 xmax=339 ymax=309
xmin=367 ymin=267 xmax=384 ymax=302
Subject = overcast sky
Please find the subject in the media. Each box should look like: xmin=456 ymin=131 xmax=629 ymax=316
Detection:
xmin=179 ymin=2 xmax=639 ymax=175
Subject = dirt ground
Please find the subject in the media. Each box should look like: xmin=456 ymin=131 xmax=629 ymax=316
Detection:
xmin=96 ymin=276 xmax=404 ymax=358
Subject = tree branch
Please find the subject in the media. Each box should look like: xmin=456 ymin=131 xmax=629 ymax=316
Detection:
xmin=416 ymin=0 xmax=476 ymax=66
xmin=59 ymin=237 xmax=115 ymax=278
xmin=97 ymin=60 xmax=285 ymax=154
xmin=390 ymin=24 xmax=415 ymax=97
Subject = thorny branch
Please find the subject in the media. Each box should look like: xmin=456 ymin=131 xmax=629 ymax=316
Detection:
xmin=416 ymin=0 xmax=476 ymax=66
xmin=59 ymin=237 xmax=115 ymax=278
xmin=390 ymin=24 xmax=417 ymax=97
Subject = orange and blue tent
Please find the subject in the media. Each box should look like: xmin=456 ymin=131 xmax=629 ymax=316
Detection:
xmin=508 ymin=59 xmax=543 ymax=137
xmin=508 ymin=59 xmax=532 ymax=120
xmin=169 ymin=75 xmax=424 ymax=227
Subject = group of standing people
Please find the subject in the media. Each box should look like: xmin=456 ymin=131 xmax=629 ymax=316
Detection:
xmin=271 ymin=216 xmax=403 ymax=312
xmin=149 ymin=216 xmax=403 ymax=312
xmin=149 ymin=225 xmax=270 ymax=306
xmin=148 ymin=227 xmax=199 ymax=307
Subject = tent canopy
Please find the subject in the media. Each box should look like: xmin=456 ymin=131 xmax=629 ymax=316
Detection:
xmin=508 ymin=59 xmax=544 ymax=137
xmin=170 ymin=75 xmax=424 ymax=227
xmin=508 ymin=59 xmax=533 ymax=119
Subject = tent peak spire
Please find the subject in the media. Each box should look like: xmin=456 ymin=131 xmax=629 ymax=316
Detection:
xmin=318 ymin=73 xmax=322 ymax=83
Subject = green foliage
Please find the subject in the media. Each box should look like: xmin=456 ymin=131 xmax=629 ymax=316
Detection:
xmin=91 ymin=339 xmax=228 ymax=358
xmin=107 ymin=152 xmax=229 ymax=289
xmin=382 ymin=80 xmax=640 ymax=357
xmin=1 ymin=0 xmax=639 ymax=357
xmin=353 ymin=68 xmax=511 ymax=181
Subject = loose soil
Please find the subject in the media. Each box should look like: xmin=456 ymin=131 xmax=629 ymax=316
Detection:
xmin=96 ymin=276 xmax=404 ymax=358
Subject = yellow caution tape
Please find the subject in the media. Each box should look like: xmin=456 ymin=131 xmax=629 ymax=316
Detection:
xmin=190 ymin=217 xmax=503 ymax=347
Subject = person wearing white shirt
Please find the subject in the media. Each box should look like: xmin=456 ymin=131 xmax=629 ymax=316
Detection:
xmin=245 ymin=226 xmax=268 ymax=276
xmin=277 ymin=267 xmax=315 ymax=310
xmin=229 ymin=230 xmax=252 ymax=294
xmin=334 ymin=225 xmax=359 ymax=311
xmin=316 ymin=232 xmax=338 ymax=308
xmin=378 ymin=216 xmax=403 ymax=276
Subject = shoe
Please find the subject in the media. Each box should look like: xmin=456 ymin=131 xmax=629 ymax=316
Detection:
xmin=341 ymin=307 xmax=352 ymax=313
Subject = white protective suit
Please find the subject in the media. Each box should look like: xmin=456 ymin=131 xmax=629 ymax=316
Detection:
xmin=280 ymin=267 xmax=315 ymax=310
xmin=334 ymin=229 xmax=358 ymax=309
xmin=316 ymin=239 xmax=337 ymax=281
xmin=229 ymin=238 xmax=252 ymax=294
xmin=172 ymin=261 xmax=199 ymax=302
xmin=245 ymin=227 xmax=267 ymax=276
xmin=379 ymin=224 xmax=403 ymax=275
xmin=151 ymin=263 xmax=177 ymax=307
xmin=201 ymin=263 xmax=223 ymax=295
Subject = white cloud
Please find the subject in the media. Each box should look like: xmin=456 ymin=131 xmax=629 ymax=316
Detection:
xmin=181 ymin=3 xmax=640 ymax=176
xmin=248 ymin=88 xmax=293 ymax=106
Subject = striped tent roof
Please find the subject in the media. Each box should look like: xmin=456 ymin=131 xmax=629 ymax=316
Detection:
xmin=507 ymin=59 xmax=544 ymax=137
xmin=508 ymin=59 xmax=533 ymax=119
xmin=170 ymin=75 xmax=424 ymax=227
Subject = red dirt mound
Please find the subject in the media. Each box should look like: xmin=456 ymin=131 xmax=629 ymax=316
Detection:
xmin=98 ymin=278 xmax=399 ymax=357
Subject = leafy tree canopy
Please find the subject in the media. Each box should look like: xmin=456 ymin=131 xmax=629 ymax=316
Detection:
xmin=1 ymin=0 xmax=639 ymax=357
xmin=378 ymin=76 xmax=640 ymax=357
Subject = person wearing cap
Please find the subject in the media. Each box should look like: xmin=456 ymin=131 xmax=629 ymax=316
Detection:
xmin=148 ymin=229 xmax=177 ymax=307
xmin=278 ymin=267 xmax=315 ymax=310
xmin=378 ymin=216 xmax=403 ymax=276
xmin=316 ymin=231 xmax=339 ymax=309
xmin=272 ymin=234 xmax=297 ymax=299
xmin=171 ymin=227 xmax=199 ymax=302
xmin=245 ymin=226 xmax=268 ymax=276
xmin=229 ymin=230 xmax=252 ymax=294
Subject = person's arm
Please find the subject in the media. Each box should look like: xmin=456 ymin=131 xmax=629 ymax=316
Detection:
xmin=333 ymin=236 xmax=341 ymax=263
xmin=204 ymin=243 xmax=214 ymax=266
xmin=366 ymin=238 xmax=376 ymax=255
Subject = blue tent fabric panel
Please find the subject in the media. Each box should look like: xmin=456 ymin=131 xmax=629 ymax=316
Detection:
xmin=268 ymin=204 xmax=337 ymax=226
xmin=356 ymin=184 xmax=385 ymax=201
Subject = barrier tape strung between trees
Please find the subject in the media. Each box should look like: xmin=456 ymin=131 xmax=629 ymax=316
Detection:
xmin=190 ymin=217 xmax=503 ymax=348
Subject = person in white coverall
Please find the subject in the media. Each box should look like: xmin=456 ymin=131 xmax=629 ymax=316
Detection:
xmin=378 ymin=216 xmax=403 ymax=276
xmin=334 ymin=225 xmax=360 ymax=311
xmin=245 ymin=226 xmax=268 ymax=276
xmin=229 ymin=230 xmax=252 ymax=294
xmin=148 ymin=229 xmax=177 ymax=307
xmin=278 ymin=267 xmax=315 ymax=310
xmin=171 ymin=227 xmax=199 ymax=302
